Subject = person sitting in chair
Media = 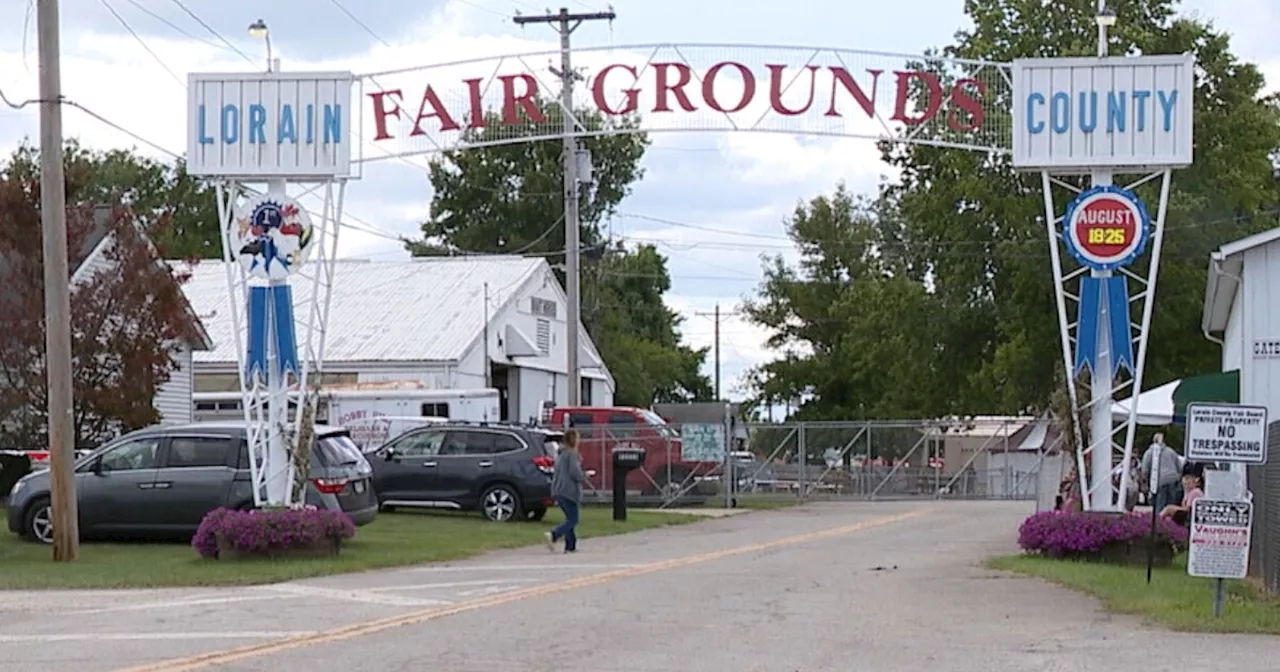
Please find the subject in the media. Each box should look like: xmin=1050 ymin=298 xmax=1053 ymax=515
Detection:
xmin=1159 ymin=462 xmax=1205 ymax=527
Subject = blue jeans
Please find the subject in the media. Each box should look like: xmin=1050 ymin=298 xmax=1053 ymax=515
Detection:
xmin=550 ymin=496 xmax=579 ymax=551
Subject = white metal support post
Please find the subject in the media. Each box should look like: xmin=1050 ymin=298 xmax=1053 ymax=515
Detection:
xmin=1086 ymin=0 xmax=1116 ymax=511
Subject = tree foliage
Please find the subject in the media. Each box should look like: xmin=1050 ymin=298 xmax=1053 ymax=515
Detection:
xmin=406 ymin=98 xmax=712 ymax=406
xmin=745 ymin=0 xmax=1280 ymax=421
xmin=0 ymin=143 xmax=205 ymax=446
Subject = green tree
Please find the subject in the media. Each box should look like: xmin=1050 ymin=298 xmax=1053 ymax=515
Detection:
xmin=8 ymin=141 xmax=222 ymax=259
xmin=405 ymin=99 xmax=713 ymax=405
xmin=742 ymin=184 xmax=948 ymax=420
xmin=748 ymin=0 xmax=1280 ymax=421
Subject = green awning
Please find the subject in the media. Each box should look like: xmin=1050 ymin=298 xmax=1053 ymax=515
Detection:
xmin=1171 ymin=370 xmax=1240 ymax=424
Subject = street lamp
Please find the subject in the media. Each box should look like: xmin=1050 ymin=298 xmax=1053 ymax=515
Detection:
xmin=248 ymin=18 xmax=272 ymax=72
xmin=1095 ymin=7 xmax=1117 ymax=27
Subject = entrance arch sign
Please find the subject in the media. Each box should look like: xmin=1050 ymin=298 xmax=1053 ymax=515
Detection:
xmin=354 ymin=44 xmax=1014 ymax=160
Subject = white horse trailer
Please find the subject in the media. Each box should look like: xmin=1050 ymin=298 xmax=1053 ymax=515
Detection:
xmin=193 ymin=385 xmax=501 ymax=450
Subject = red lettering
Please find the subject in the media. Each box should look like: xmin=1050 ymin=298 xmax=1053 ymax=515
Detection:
xmin=766 ymin=64 xmax=818 ymax=116
xmin=368 ymin=89 xmax=404 ymax=141
xmin=653 ymin=63 xmax=696 ymax=112
xmin=499 ymin=74 xmax=545 ymax=125
xmin=702 ymin=61 xmax=755 ymax=114
xmin=947 ymin=78 xmax=986 ymax=132
xmin=890 ymin=70 xmax=943 ymax=125
xmin=463 ymin=77 xmax=485 ymax=129
xmin=592 ymin=64 xmax=640 ymax=115
xmin=411 ymin=85 xmax=459 ymax=135
xmin=826 ymin=68 xmax=880 ymax=118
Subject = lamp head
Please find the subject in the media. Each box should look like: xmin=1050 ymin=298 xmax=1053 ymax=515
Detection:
xmin=248 ymin=19 xmax=269 ymax=39
xmin=1095 ymin=7 xmax=1117 ymax=28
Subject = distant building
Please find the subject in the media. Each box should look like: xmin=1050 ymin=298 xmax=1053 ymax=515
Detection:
xmin=179 ymin=256 xmax=614 ymax=424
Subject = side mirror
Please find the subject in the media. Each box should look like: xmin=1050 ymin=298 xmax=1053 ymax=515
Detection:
xmin=382 ymin=447 xmax=396 ymax=461
xmin=90 ymin=458 xmax=105 ymax=476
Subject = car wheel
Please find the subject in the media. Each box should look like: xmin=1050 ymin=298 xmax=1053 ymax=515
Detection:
xmin=23 ymin=497 xmax=54 ymax=544
xmin=480 ymin=484 xmax=522 ymax=522
xmin=651 ymin=466 xmax=692 ymax=499
xmin=524 ymin=507 xmax=547 ymax=522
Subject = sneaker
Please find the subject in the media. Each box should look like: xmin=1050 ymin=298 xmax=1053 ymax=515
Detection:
xmin=564 ymin=548 xmax=577 ymax=554
xmin=544 ymin=532 xmax=556 ymax=552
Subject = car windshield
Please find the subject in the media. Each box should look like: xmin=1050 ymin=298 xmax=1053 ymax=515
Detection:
xmin=313 ymin=433 xmax=365 ymax=467
xmin=639 ymin=410 xmax=679 ymax=438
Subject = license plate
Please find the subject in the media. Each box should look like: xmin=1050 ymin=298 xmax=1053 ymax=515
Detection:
xmin=353 ymin=480 xmax=366 ymax=493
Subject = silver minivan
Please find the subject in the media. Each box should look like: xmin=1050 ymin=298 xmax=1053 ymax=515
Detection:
xmin=7 ymin=422 xmax=377 ymax=544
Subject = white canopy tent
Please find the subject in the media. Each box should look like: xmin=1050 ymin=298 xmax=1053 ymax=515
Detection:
xmin=1110 ymin=378 xmax=1178 ymax=426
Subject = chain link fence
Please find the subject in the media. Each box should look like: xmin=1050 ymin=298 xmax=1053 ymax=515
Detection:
xmin=567 ymin=418 xmax=1059 ymax=508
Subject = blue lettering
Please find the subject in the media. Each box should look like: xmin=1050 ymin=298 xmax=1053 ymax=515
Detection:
xmin=1078 ymin=91 xmax=1098 ymax=133
xmin=1157 ymin=90 xmax=1178 ymax=132
xmin=1106 ymin=91 xmax=1126 ymax=133
xmin=1050 ymin=92 xmax=1070 ymax=133
xmin=1026 ymin=93 xmax=1045 ymax=134
xmin=197 ymin=104 xmax=214 ymax=144
xmin=306 ymin=104 xmax=315 ymax=144
xmin=248 ymin=104 xmax=267 ymax=144
xmin=220 ymin=104 xmax=239 ymax=144
xmin=278 ymin=104 xmax=297 ymax=143
xmin=323 ymin=104 xmax=342 ymax=144
xmin=1132 ymin=90 xmax=1150 ymax=131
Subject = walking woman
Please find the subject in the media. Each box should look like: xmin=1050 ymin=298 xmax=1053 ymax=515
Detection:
xmin=546 ymin=429 xmax=584 ymax=554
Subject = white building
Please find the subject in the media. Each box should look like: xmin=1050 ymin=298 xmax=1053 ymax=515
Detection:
xmin=1202 ymin=227 xmax=1280 ymax=416
xmin=179 ymin=256 xmax=614 ymax=423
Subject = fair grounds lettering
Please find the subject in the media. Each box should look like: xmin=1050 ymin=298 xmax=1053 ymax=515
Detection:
xmin=367 ymin=62 xmax=990 ymax=139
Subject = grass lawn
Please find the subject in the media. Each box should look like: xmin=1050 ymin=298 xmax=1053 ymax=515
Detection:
xmin=0 ymin=507 xmax=695 ymax=590
xmin=988 ymin=553 xmax=1280 ymax=634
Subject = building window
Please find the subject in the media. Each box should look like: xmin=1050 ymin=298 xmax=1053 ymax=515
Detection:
xmin=530 ymin=297 xmax=557 ymax=318
xmin=536 ymin=318 xmax=551 ymax=355
xmin=580 ymin=377 xmax=592 ymax=405
xmin=422 ymin=402 xmax=450 ymax=418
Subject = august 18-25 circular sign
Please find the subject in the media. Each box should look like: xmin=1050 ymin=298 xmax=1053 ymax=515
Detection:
xmin=1062 ymin=186 xmax=1151 ymax=271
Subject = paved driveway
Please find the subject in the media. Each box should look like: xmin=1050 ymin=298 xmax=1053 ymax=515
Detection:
xmin=1 ymin=501 xmax=1275 ymax=671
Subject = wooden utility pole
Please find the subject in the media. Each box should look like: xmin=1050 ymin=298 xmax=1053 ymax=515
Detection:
xmin=696 ymin=305 xmax=735 ymax=400
xmin=513 ymin=7 xmax=615 ymax=406
xmin=38 ymin=0 xmax=80 ymax=560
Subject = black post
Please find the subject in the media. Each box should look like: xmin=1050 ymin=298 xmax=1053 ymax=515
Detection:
xmin=1146 ymin=498 xmax=1158 ymax=584
xmin=613 ymin=469 xmax=627 ymax=521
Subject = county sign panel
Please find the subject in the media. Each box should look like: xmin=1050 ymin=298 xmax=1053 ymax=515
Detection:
xmin=1010 ymin=54 xmax=1195 ymax=171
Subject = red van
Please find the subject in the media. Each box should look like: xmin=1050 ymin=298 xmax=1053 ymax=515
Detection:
xmin=544 ymin=406 xmax=720 ymax=497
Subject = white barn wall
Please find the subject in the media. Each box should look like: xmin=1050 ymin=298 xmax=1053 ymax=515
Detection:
xmin=155 ymin=345 xmax=194 ymax=424
xmin=1239 ymin=242 xmax=1280 ymax=416
xmin=1224 ymin=293 xmax=1244 ymax=372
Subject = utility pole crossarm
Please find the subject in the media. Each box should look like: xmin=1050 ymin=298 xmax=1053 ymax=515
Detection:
xmin=513 ymin=9 xmax=616 ymax=26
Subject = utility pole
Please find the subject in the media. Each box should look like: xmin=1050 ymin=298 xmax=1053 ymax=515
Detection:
xmin=696 ymin=306 xmax=735 ymax=401
xmin=38 ymin=0 xmax=80 ymax=560
xmin=514 ymin=7 xmax=615 ymax=406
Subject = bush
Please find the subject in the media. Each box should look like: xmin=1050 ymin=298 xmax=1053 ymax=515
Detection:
xmin=1017 ymin=510 xmax=1189 ymax=558
xmin=193 ymin=506 xmax=356 ymax=559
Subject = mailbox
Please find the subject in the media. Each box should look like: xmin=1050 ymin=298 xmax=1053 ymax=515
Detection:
xmin=610 ymin=446 xmax=646 ymax=521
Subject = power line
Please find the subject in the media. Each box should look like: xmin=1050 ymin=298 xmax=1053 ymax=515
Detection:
xmin=98 ymin=0 xmax=186 ymax=87
xmin=165 ymin=0 xmax=258 ymax=67
xmin=122 ymin=0 xmax=225 ymax=50
xmin=327 ymin=0 xmax=391 ymax=48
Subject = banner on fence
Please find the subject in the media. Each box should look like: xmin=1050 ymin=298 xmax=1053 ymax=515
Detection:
xmin=681 ymin=423 xmax=726 ymax=462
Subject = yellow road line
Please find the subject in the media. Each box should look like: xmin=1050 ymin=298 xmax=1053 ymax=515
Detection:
xmin=118 ymin=508 xmax=931 ymax=672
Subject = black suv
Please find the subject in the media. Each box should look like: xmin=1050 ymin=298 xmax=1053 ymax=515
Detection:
xmin=364 ymin=422 xmax=562 ymax=522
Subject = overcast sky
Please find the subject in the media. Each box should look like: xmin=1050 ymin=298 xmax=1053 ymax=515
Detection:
xmin=0 ymin=0 xmax=1276 ymax=401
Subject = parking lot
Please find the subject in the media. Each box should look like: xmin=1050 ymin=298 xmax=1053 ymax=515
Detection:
xmin=2 ymin=500 xmax=1277 ymax=672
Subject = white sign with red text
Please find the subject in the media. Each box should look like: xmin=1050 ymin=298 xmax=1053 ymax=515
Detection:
xmin=1188 ymin=499 xmax=1252 ymax=580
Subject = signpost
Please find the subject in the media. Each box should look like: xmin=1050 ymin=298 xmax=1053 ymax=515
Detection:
xmin=1188 ymin=499 xmax=1253 ymax=617
xmin=1186 ymin=403 xmax=1269 ymax=464
xmin=1181 ymin=402 xmax=1266 ymax=616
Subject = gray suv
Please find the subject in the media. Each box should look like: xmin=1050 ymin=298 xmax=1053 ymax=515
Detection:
xmin=6 ymin=422 xmax=378 ymax=544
